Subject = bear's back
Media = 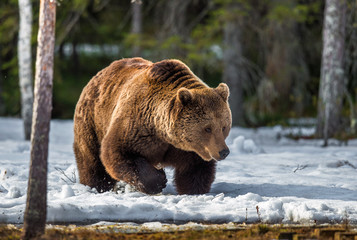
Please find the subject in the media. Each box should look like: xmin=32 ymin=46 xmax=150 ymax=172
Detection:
xmin=149 ymin=59 xmax=207 ymax=92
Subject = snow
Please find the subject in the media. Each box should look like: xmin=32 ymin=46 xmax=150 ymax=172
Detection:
xmin=0 ymin=117 xmax=356 ymax=225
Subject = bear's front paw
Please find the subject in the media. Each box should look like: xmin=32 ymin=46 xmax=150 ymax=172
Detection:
xmin=135 ymin=158 xmax=167 ymax=194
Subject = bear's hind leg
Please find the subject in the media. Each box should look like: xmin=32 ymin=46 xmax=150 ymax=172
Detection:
xmin=74 ymin=131 xmax=116 ymax=193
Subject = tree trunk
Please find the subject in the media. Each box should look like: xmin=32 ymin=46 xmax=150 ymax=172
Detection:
xmin=223 ymin=11 xmax=247 ymax=126
xmin=316 ymin=0 xmax=346 ymax=143
xmin=157 ymin=0 xmax=191 ymax=59
xmin=22 ymin=0 xmax=56 ymax=239
xmin=131 ymin=0 xmax=142 ymax=56
xmin=18 ymin=0 xmax=34 ymax=140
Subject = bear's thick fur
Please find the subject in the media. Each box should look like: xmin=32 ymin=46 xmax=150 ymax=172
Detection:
xmin=73 ymin=57 xmax=232 ymax=195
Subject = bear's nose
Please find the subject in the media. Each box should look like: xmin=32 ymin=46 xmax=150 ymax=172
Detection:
xmin=219 ymin=148 xmax=230 ymax=160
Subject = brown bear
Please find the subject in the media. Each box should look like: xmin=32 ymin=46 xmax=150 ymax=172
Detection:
xmin=73 ymin=57 xmax=232 ymax=195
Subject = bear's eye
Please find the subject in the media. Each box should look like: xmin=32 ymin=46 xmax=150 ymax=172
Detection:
xmin=222 ymin=127 xmax=226 ymax=132
xmin=205 ymin=127 xmax=212 ymax=133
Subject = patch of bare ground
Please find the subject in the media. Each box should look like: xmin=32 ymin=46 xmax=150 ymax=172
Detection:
xmin=1 ymin=223 xmax=357 ymax=240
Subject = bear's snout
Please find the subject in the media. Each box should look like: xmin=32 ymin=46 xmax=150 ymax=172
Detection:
xmin=218 ymin=148 xmax=230 ymax=160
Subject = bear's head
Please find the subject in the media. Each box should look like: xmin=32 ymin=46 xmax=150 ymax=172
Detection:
xmin=169 ymin=83 xmax=232 ymax=161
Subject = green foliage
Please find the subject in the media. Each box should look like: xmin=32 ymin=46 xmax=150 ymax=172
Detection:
xmin=2 ymin=57 xmax=21 ymax=116
xmin=267 ymin=1 xmax=321 ymax=24
xmin=0 ymin=0 xmax=20 ymax=116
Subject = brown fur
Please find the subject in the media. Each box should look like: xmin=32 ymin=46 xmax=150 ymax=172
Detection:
xmin=73 ymin=57 xmax=232 ymax=195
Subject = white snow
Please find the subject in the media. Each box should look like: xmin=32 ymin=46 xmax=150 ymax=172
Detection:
xmin=58 ymin=185 xmax=75 ymax=199
xmin=0 ymin=117 xmax=356 ymax=224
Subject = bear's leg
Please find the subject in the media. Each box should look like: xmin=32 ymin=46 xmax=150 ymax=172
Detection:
xmin=100 ymin=130 xmax=167 ymax=194
xmin=174 ymin=157 xmax=216 ymax=195
xmin=100 ymin=154 xmax=167 ymax=194
xmin=74 ymin=126 xmax=116 ymax=193
xmin=134 ymin=157 xmax=167 ymax=194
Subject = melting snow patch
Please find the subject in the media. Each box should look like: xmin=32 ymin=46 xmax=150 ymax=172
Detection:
xmin=142 ymin=222 xmax=163 ymax=230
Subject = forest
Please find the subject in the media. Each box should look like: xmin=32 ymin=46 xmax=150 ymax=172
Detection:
xmin=1 ymin=1 xmax=357 ymax=239
xmin=1 ymin=0 xmax=357 ymax=129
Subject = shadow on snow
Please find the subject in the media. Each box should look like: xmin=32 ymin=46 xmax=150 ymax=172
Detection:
xmin=211 ymin=182 xmax=357 ymax=201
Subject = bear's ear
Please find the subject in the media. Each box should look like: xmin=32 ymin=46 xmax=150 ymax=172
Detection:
xmin=177 ymin=88 xmax=193 ymax=105
xmin=215 ymin=83 xmax=230 ymax=102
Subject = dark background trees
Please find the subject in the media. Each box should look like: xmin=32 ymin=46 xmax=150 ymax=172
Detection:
xmin=1 ymin=0 xmax=357 ymax=134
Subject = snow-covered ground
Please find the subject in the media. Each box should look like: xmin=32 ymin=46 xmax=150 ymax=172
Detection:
xmin=0 ymin=117 xmax=356 ymax=224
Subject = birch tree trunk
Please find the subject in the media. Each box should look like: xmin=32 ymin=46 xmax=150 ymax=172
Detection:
xmin=316 ymin=0 xmax=346 ymax=144
xmin=223 ymin=9 xmax=247 ymax=126
xmin=18 ymin=0 xmax=33 ymax=140
xmin=131 ymin=0 xmax=142 ymax=56
xmin=23 ymin=0 xmax=56 ymax=238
